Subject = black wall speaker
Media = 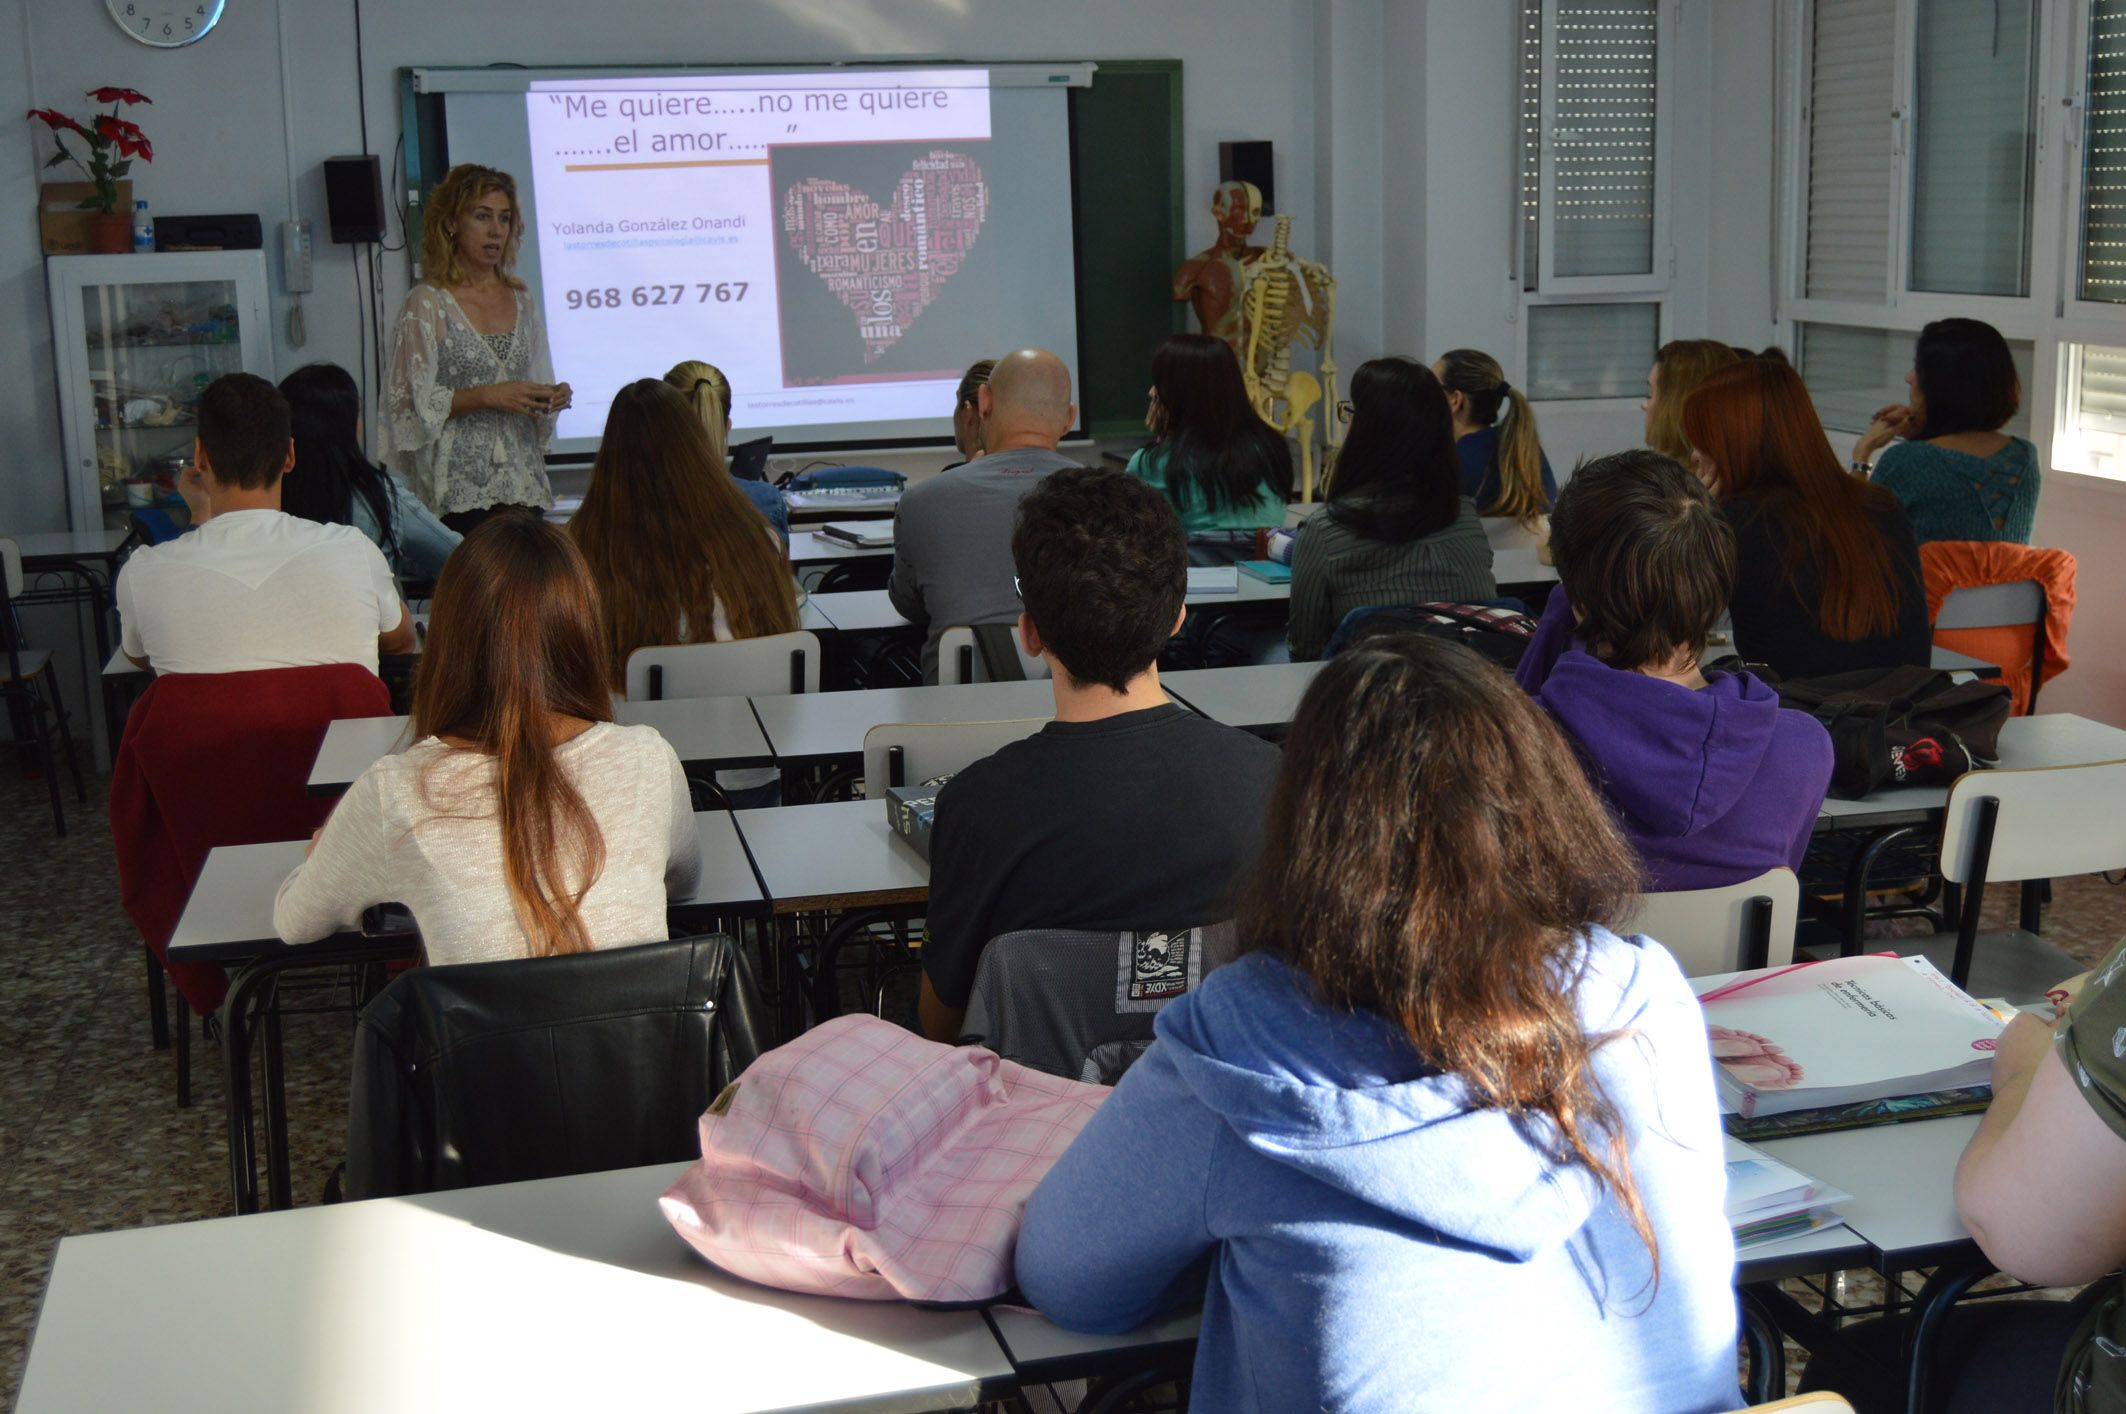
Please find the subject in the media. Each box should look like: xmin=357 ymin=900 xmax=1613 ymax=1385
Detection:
xmin=322 ymin=155 xmax=385 ymax=244
xmin=1219 ymin=140 xmax=1275 ymax=215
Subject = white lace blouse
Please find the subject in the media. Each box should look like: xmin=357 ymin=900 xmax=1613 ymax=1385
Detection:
xmin=378 ymin=283 xmax=557 ymax=517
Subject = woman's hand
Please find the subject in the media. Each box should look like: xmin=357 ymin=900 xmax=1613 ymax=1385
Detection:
xmin=1852 ymin=403 xmax=1919 ymax=467
xmin=480 ymin=381 xmax=555 ymax=417
xmin=546 ymin=382 xmax=573 ymax=414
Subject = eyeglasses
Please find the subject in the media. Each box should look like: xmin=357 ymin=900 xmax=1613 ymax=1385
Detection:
xmin=1335 ymin=400 xmax=1354 ymax=423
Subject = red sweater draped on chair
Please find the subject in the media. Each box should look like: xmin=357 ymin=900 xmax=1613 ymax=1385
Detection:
xmin=111 ymin=665 xmax=392 ymax=1015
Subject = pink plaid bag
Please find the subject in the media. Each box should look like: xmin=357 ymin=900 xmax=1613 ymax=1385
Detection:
xmin=658 ymin=1014 xmax=1109 ymax=1304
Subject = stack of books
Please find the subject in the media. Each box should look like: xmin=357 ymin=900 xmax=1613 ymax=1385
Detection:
xmin=1724 ymin=1136 xmax=1850 ymax=1249
xmin=1699 ymin=954 xmax=2005 ymax=1139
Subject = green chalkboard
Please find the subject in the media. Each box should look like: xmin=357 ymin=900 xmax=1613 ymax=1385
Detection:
xmin=1068 ymin=60 xmax=1188 ymax=439
xmin=401 ymin=60 xmax=1185 ymax=443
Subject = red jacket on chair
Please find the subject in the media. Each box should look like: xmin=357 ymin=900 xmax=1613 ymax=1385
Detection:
xmin=110 ymin=665 xmax=393 ymax=1015
xmin=1920 ymin=541 xmax=2076 ymax=716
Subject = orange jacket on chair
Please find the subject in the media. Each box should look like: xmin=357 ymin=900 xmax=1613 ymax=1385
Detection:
xmin=110 ymin=665 xmax=393 ymax=1015
xmin=1920 ymin=540 xmax=2076 ymax=715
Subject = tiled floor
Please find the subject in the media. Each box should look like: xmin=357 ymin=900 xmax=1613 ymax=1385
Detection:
xmin=3 ymin=760 xmax=2123 ymax=1407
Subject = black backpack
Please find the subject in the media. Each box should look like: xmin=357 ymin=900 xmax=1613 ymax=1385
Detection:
xmin=1768 ymin=664 xmax=2012 ymax=799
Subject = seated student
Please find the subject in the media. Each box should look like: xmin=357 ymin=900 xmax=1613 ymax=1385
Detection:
xmin=1683 ymin=359 xmax=1931 ymax=678
xmin=1517 ymin=450 xmax=1834 ymax=891
xmin=117 ymin=373 xmax=416 ymax=675
xmin=1797 ymin=959 xmax=2126 ymax=1413
xmin=663 ymin=360 xmax=789 ymax=546
xmin=1435 ymin=347 xmax=1556 ymax=522
xmin=1288 ymin=357 xmax=1495 ymax=661
xmin=274 ymin=516 xmax=702 ymax=964
xmin=279 ymin=362 xmax=462 ymax=582
xmin=946 ymin=357 xmax=997 ymax=469
xmin=888 ymin=348 xmax=1080 ymax=682
xmin=1126 ymin=332 xmax=1293 ymax=563
xmin=1017 ymin=635 xmax=1740 ymax=1413
xmin=916 ymin=465 xmax=1282 ymax=1043
xmin=1640 ymin=340 xmax=1739 ymax=463
xmin=571 ymin=380 xmax=798 ymax=805
xmin=1849 ymin=318 xmax=2039 ymax=545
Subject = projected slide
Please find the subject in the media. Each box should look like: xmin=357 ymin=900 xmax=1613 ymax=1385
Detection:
xmin=522 ymin=69 xmax=1075 ymax=447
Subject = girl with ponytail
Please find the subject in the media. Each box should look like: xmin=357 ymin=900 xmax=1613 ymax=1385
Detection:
xmin=273 ymin=515 xmax=703 ymax=963
xmin=663 ymin=359 xmax=789 ymax=545
xmin=1435 ymin=348 xmax=1556 ymax=526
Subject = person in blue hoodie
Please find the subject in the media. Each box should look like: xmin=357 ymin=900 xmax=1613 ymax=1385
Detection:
xmin=1515 ymin=449 xmax=1835 ymax=892
xmin=1016 ymin=636 xmax=1741 ymax=1413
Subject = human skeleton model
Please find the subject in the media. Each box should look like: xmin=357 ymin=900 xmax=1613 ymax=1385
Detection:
xmin=1240 ymin=215 xmax=1339 ymax=503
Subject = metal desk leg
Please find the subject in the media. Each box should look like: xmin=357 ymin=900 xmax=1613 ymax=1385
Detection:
xmin=262 ymin=981 xmax=293 ymax=1210
xmin=1904 ymin=1256 xmax=1995 ymax=1414
xmin=1841 ymin=825 xmax=1919 ymax=956
xmin=218 ymin=960 xmax=273 ymax=1216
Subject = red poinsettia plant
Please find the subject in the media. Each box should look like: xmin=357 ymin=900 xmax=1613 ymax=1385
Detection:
xmin=27 ymin=88 xmax=155 ymax=215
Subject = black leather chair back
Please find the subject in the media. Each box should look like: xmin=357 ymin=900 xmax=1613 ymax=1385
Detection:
xmin=347 ymin=934 xmax=766 ymax=1199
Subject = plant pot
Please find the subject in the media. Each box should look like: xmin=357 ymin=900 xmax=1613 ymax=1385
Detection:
xmin=85 ymin=211 xmax=132 ymax=254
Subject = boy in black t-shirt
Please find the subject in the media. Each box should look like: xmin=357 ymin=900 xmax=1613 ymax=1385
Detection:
xmin=916 ymin=466 xmax=1283 ymax=1043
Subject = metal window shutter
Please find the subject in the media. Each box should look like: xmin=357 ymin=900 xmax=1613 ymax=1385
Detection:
xmin=2077 ymin=345 xmax=2126 ymax=432
xmin=1550 ymin=0 xmax=1660 ymax=278
xmin=1805 ymin=0 xmax=1897 ymax=302
xmin=2083 ymin=0 xmax=2126 ymax=301
xmin=1909 ymin=0 xmax=2038 ymax=298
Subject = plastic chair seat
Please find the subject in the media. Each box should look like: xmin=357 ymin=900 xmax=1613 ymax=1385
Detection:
xmin=0 ymin=648 xmax=53 ymax=685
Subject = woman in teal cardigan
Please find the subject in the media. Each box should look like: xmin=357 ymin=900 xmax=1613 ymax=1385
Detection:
xmin=1127 ymin=333 xmax=1293 ymax=563
xmin=1850 ymin=318 xmax=2039 ymax=544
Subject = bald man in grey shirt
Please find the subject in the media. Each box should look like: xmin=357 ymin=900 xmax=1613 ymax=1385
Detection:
xmin=888 ymin=348 xmax=1084 ymax=681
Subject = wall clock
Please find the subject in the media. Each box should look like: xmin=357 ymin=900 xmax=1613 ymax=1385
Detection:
xmin=106 ymin=1 xmax=225 ymax=48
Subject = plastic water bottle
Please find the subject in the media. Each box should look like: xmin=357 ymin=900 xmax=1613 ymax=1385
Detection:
xmin=132 ymin=199 xmax=153 ymax=254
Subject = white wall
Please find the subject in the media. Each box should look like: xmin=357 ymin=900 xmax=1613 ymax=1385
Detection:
xmin=4 ymin=0 xmax=1331 ymax=534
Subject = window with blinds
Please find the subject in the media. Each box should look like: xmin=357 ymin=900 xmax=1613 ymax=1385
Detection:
xmin=1909 ymin=0 xmax=2038 ymax=297
xmin=1798 ymin=321 xmax=2035 ymax=435
xmin=2072 ymin=344 xmax=2126 ymax=433
xmin=1521 ymin=0 xmax=1544 ymax=291
xmin=1527 ymin=303 xmax=1661 ymax=399
xmin=1547 ymin=0 xmax=1659 ymax=279
xmin=2081 ymin=0 xmax=2126 ymax=302
xmin=1805 ymin=0 xmax=1896 ymax=302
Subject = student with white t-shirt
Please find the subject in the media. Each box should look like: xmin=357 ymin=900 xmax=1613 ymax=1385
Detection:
xmin=116 ymin=373 xmax=415 ymax=676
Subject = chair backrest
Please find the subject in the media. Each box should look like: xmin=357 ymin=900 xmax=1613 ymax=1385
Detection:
xmin=1934 ymin=579 xmax=2043 ymax=631
xmin=861 ymin=717 xmax=1047 ymax=798
xmin=959 ymin=923 xmax=1236 ymax=1082
xmin=1620 ymin=868 xmax=1799 ymax=977
xmin=1939 ymin=760 xmax=2126 ymax=885
xmin=345 ymin=933 xmax=767 ymax=1199
xmin=1741 ymin=1396 xmax=1854 ymax=1413
xmin=625 ymin=630 xmax=822 ymax=701
xmin=935 ymin=623 xmax=1053 ymax=686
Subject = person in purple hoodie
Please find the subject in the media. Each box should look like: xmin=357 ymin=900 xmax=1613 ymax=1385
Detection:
xmin=1516 ymin=449 xmax=1833 ymax=891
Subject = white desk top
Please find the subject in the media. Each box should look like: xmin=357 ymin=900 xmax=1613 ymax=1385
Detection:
xmin=1816 ymin=712 xmax=2126 ymax=825
xmin=19 ymin=1162 xmax=1011 ymax=1414
xmin=806 ymin=576 xmax=1294 ymax=637
xmin=1493 ymin=547 xmax=1559 ymax=586
xmin=167 ymin=813 xmax=766 ymax=963
xmin=309 ymin=701 xmax=775 ymax=794
xmin=733 ymin=799 xmax=930 ymax=909
xmin=1161 ymin=661 xmax=1326 ymax=731
xmin=748 ymin=679 xmax=1056 ymax=762
xmin=11 ymin=527 xmax=131 ymax=561
xmin=788 ymin=529 xmax=893 ymax=565
xmin=1757 ymin=1115 xmax=1982 ymax=1268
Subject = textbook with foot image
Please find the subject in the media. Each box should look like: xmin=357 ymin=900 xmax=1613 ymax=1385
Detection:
xmin=1698 ymin=955 xmax=2004 ymax=1132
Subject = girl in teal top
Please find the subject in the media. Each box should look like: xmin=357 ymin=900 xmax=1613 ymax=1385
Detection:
xmin=1851 ymin=318 xmax=2040 ymax=545
xmin=1128 ymin=334 xmax=1293 ymax=552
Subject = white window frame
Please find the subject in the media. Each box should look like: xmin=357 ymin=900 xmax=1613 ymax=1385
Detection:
xmin=1534 ymin=0 xmax=1677 ymax=296
xmin=1774 ymin=0 xmax=2126 ymax=489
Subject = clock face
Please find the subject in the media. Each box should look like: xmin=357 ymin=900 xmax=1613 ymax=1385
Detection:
xmin=106 ymin=1 xmax=225 ymax=48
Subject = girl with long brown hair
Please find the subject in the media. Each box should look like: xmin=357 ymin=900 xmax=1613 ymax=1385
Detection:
xmin=1435 ymin=347 xmax=1555 ymax=525
xmin=1018 ymin=636 xmax=1739 ymax=1412
xmin=570 ymin=379 xmax=799 ymax=689
xmin=379 ymin=164 xmax=569 ymax=533
xmin=274 ymin=516 xmax=701 ymax=963
xmin=1682 ymin=359 xmax=1931 ymax=677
